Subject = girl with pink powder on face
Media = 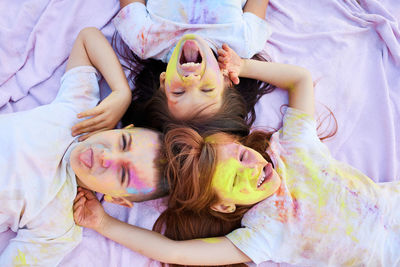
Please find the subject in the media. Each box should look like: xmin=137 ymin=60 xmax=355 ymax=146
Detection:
xmin=73 ymin=41 xmax=400 ymax=267
xmin=71 ymin=0 xmax=274 ymax=140
xmin=0 ymin=27 xmax=167 ymax=266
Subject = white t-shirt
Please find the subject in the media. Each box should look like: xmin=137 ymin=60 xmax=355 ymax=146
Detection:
xmin=0 ymin=66 xmax=100 ymax=266
xmin=113 ymin=0 xmax=271 ymax=62
xmin=227 ymin=108 xmax=400 ymax=266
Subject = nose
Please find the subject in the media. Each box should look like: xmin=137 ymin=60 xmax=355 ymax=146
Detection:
xmin=182 ymin=73 xmax=200 ymax=86
xmin=242 ymin=148 xmax=267 ymax=174
xmin=101 ymin=150 xmax=129 ymax=168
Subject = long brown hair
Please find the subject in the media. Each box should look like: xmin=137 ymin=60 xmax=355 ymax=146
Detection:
xmin=153 ymin=127 xmax=274 ymax=267
xmin=154 ymin=116 xmax=337 ymax=267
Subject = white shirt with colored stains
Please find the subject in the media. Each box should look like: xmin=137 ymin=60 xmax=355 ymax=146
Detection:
xmin=227 ymin=108 xmax=400 ymax=266
xmin=113 ymin=0 xmax=271 ymax=62
xmin=0 ymin=66 xmax=100 ymax=266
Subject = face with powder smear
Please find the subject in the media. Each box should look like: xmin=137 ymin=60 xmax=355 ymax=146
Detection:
xmin=160 ymin=34 xmax=230 ymax=120
xmin=211 ymin=142 xmax=281 ymax=213
xmin=70 ymin=127 xmax=166 ymax=207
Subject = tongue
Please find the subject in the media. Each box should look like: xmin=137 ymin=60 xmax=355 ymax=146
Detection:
xmin=183 ymin=40 xmax=200 ymax=63
xmin=79 ymin=148 xmax=93 ymax=168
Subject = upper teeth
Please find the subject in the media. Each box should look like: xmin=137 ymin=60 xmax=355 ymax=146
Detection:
xmin=257 ymin=170 xmax=266 ymax=187
xmin=182 ymin=62 xmax=200 ymax=66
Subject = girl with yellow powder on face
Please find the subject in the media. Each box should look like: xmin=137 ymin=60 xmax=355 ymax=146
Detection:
xmin=71 ymin=0 xmax=273 ymax=140
xmin=73 ymin=45 xmax=400 ymax=266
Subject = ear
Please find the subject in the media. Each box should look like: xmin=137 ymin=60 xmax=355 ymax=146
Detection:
xmin=223 ymin=75 xmax=233 ymax=88
xmin=159 ymin=72 xmax=166 ymax=92
xmin=104 ymin=195 xmax=133 ymax=208
xmin=210 ymin=202 xmax=236 ymax=213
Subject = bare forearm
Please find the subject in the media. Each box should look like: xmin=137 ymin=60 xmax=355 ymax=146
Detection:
xmin=78 ymin=27 xmax=131 ymax=96
xmin=243 ymin=0 xmax=269 ymax=19
xmin=240 ymin=60 xmax=314 ymax=115
xmin=97 ymin=215 xmax=181 ymax=263
xmin=96 ymin=215 xmax=250 ymax=265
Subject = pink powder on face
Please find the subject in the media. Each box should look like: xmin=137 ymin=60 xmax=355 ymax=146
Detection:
xmin=126 ymin=167 xmax=154 ymax=194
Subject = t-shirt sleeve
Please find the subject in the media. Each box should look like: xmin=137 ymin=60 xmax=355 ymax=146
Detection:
xmin=242 ymin=12 xmax=272 ymax=58
xmin=278 ymin=107 xmax=319 ymax=143
xmin=226 ymin=227 xmax=272 ymax=265
xmin=0 ymin=180 xmax=82 ymax=266
xmin=113 ymin=2 xmax=152 ymax=59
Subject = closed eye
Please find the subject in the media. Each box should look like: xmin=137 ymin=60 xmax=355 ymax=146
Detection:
xmin=239 ymin=150 xmax=245 ymax=162
xmin=231 ymin=174 xmax=237 ymax=192
xmin=172 ymin=91 xmax=185 ymax=96
xmin=121 ymin=134 xmax=127 ymax=150
xmin=121 ymin=165 xmax=126 ymax=186
xmin=201 ymin=88 xmax=215 ymax=93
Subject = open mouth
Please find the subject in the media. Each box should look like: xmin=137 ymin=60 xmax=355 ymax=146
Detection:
xmin=179 ymin=40 xmax=203 ymax=68
xmin=257 ymin=163 xmax=273 ymax=188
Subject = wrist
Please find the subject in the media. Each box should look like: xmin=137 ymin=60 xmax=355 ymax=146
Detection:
xmin=238 ymin=59 xmax=248 ymax=77
xmin=96 ymin=213 xmax=112 ymax=234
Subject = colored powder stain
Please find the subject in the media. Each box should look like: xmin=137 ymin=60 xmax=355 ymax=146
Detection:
xmin=292 ymin=196 xmax=300 ymax=218
xmin=127 ymin=187 xmax=153 ymax=194
xmin=201 ymin=237 xmax=221 ymax=244
xmin=239 ymin=188 xmax=250 ymax=194
xmin=274 ymin=199 xmax=288 ymax=223
xmin=127 ymin=168 xmax=153 ymax=194
xmin=13 ymin=250 xmax=27 ymax=265
xmin=345 ymin=225 xmax=359 ymax=243
xmin=179 ymin=7 xmax=188 ymax=22
xmin=212 ymin=158 xmax=239 ymax=191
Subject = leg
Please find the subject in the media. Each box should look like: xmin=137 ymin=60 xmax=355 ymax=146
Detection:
xmin=243 ymin=0 xmax=269 ymax=20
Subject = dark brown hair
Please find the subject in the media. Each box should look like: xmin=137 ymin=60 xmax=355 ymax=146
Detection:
xmin=112 ymin=33 xmax=275 ymax=135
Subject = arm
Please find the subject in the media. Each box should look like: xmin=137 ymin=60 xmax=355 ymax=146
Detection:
xmin=74 ymin=188 xmax=251 ymax=265
xmin=119 ymin=0 xmax=145 ymax=9
xmin=243 ymin=0 xmax=269 ymax=19
xmin=68 ymin=27 xmax=132 ymax=140
xmin=219 ymin=44 xmax=314 ymax=116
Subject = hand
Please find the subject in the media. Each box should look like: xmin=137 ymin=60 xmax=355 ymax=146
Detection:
xmin=217 ymin=44 xmax=244 ymax=85
xmin=73 ymin=187 xmax=107 ymax=232
xmin=71 ymin=89 xmax=132 ymax=141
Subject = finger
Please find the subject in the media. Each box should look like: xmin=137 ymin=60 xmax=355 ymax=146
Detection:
xmin=73 ymin=121 xmax=109 ymax=137
xmin=78 ymin=128 xmax=109 ymax=142
xmin=77 ymin=106 xmax=103 ymax=119
xmin=218 ymin=63 xmax=227 ymax=72
xmin=222 ymin=43 xmax=231 ymax=52
xmin=82 ymin=189 xmax=97 ymax=200
xmin=217 ymin=48 xmax=227 ymax=57
xmin=71 ymin=117 xmax=105 ymax=136
xmin=74 ymin=196 xmax=86 ymax=209
xmin=217 ymin=56 xmax=228 ymax=64
xmin=73 ymin=206 xmax=82 ymax=220
xmin=74 ymin=192 xmax=85 ymax=205
xmin=229 ymin=72 xmax=240 ymax=85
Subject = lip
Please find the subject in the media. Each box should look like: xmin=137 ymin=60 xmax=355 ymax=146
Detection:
xmin=79 ymin=147 xmax=93 ymax=169
xmin=257 ymin=163 xmax=273 ymax=189
xmin=177 ymin=38 xmax=205 ymax=76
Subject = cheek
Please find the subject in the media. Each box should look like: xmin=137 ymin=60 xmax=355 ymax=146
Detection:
xmin=239 ymin=188 xmax=250 ymax=194
xmin=126 ymin=168 xmax=155 ymax=194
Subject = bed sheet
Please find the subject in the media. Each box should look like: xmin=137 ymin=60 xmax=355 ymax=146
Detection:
xmin=1 ymin=0 xmax=399 ymax=266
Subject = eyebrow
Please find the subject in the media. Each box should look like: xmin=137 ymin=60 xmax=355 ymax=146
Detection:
xmin=125 ymin=133 xmax=133 ymax=187
xmin=121 ymin=132 xmax=133 ymax=187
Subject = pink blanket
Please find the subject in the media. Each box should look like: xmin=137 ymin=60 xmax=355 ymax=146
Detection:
xmin=1 ymin=0 xmax=399 ymax=266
